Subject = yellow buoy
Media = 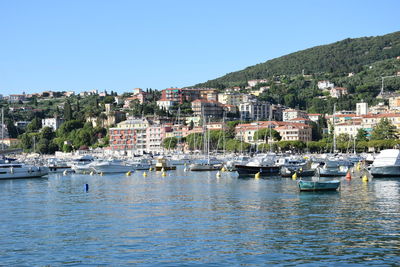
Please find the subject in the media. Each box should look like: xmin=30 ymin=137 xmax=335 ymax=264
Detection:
xmin=149 ymin=167 xmax=153 ymax=171
xmin=221 ymin=167 xmax=226 ymax=172
xmin=255 ymin=172 xmax=260 ymax=179
xmin=143 ymin=171 xmax=147 ymax=177
xmin=292 ymin=172 xmax=297 ymax=180
xmin=126 ymin=171 xmax=132 ymax=176
xmin=162 ymin=171 xmax=167 ymax=177
xmin=362 ymin=175 xmax=368 ymax=182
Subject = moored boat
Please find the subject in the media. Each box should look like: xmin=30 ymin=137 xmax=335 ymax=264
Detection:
xmin=91 ymin=159 xmax=136 ymax=174
xmin=155 ymin=156 xmax=176 ymax=171
xmin=235 ymin=153 xmax=280 ymax=176
xmin=370 ymin=149 xmax=400 ymax=178
xmin=0 ymin=160 xmax=49 ymax=179
xmin=298 ymin=179 xmax=341 ymax=191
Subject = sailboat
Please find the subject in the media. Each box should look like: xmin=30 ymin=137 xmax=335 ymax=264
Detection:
xmin=189 ymin=115 xmax=222 ymax=171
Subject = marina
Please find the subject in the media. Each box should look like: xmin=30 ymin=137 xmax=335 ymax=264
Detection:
xmin=1 ymin=166 xmax=399 ymax=265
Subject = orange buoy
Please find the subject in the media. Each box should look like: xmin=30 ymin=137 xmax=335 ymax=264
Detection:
xmin=345 ymin=171 xmax=351 ymax=180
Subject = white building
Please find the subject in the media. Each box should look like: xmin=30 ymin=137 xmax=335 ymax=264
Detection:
xmin=248 ymin=79 xmax=268 ymax=87
xmin=317 ymin=80 xmax=334 ymax=90
xmin=239 ymin=99 xmax=271 ymax=120
xmin=282 ymin=109 xmax=309 ymax=122
xmin=356 ymin=102 xmax=369 ymax=115
xmin=42 ymin=117 xmax=64 ymax=131
xmin=156 ymin=100 xmax=176 ymax=111
xmin=334 ymin=121 xmax=363 ymax=138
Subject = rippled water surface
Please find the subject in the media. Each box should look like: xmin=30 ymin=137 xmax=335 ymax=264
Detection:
xmin=1 ymin=168 xmax=400 ymax=266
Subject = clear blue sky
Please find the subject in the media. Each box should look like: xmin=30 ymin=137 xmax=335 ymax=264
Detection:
xmin=0 ymin=0 xmax=399 ymax=95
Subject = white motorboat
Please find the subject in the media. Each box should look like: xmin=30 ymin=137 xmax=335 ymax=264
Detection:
xmin=46 ymin=158 xmax=73 ymax=173
xmin=91 ymin=159 xmax=136 ymax=174
xmin=128 ymin=158 xmax=152 ymax=170
xmin=318 ymin=159 xmax=353 ymax=177
xmin=370 ymin=149 xmax=400 ymax=178
xmin=70 ymin=155 xmax=95 ymax=173
xmin=0 ymin=160 xmax=49 ymax=179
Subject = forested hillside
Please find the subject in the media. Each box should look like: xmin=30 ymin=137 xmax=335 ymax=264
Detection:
xmin=195 ymin=31 xmax=400 ymax=89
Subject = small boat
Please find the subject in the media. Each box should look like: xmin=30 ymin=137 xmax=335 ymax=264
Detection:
xmin=298 ymin=169 xmax=340 ymax=191
xmin=318 ymin=159 xmax=353 ymax=177
xmin=370 ymin=149 xmax=400 ymax=178
xmin=298 ymin=179 xmax=341 ymax=191
xmin=155 ymin=156 xmax=176 ymax=171
xmin=46 ymin=158 xmax=73 ymax=173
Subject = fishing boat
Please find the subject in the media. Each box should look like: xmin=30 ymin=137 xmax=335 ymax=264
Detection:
xmin=370 ymin=149 xmax=400 ymax=178
xmin=235 ymin=153 xmax=280 ymax=176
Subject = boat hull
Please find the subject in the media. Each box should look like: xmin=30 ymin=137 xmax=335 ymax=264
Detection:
xmin=235 ymin=165 xmax=280 ymax=176
xmin=370 ymin=166 xmax=400 ymax=178
xmin=298 ymin=180 xmax=340 ymax=191
xmin=92 ymin=164 xmax=136 ymax=173
xmin=189 ymin=164 xmax=221 ymax=171
xmin=155 ymin=166 xmax=176 ymax=171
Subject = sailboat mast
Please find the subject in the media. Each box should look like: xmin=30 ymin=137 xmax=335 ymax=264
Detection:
xmin=333 ymin=104 xmax=336 ymax=153
xmin=269 ymin=105 xmax=272 ymax=153
xmin=1 ymin=108 xmax=4 ymax=151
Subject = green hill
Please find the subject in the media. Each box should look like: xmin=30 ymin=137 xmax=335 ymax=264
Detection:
xmin=194 ymin=31 xmax=400 ymax=89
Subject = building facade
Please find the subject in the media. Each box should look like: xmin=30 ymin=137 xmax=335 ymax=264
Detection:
xmin=239 ymin=99 xmax=271 ymax=120
xmin=42 ymin=117 xmax=64 ymax=131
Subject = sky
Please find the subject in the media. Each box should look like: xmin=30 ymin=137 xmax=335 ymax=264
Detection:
xmin=0 ymin=0 xmax=399 ymax=95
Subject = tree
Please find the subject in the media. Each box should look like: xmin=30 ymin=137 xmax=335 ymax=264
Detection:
xmin=370 ymin=118 xmax=398 ymax=140
xmin=254 ymin=128 xmax=281 ymax=142
xmin=162 ymin=137 xmax=178 ymax=150
xmin=64 ymin=100 xmax=72 ymax=121
xmin=356 ymin=128 xmax=368 ymax=141
xmin=26 ymin=117 xmax=42 ymax=133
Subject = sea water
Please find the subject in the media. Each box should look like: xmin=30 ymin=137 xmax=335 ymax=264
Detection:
xmin=1 ymin=168 xmax=399 ymax=266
